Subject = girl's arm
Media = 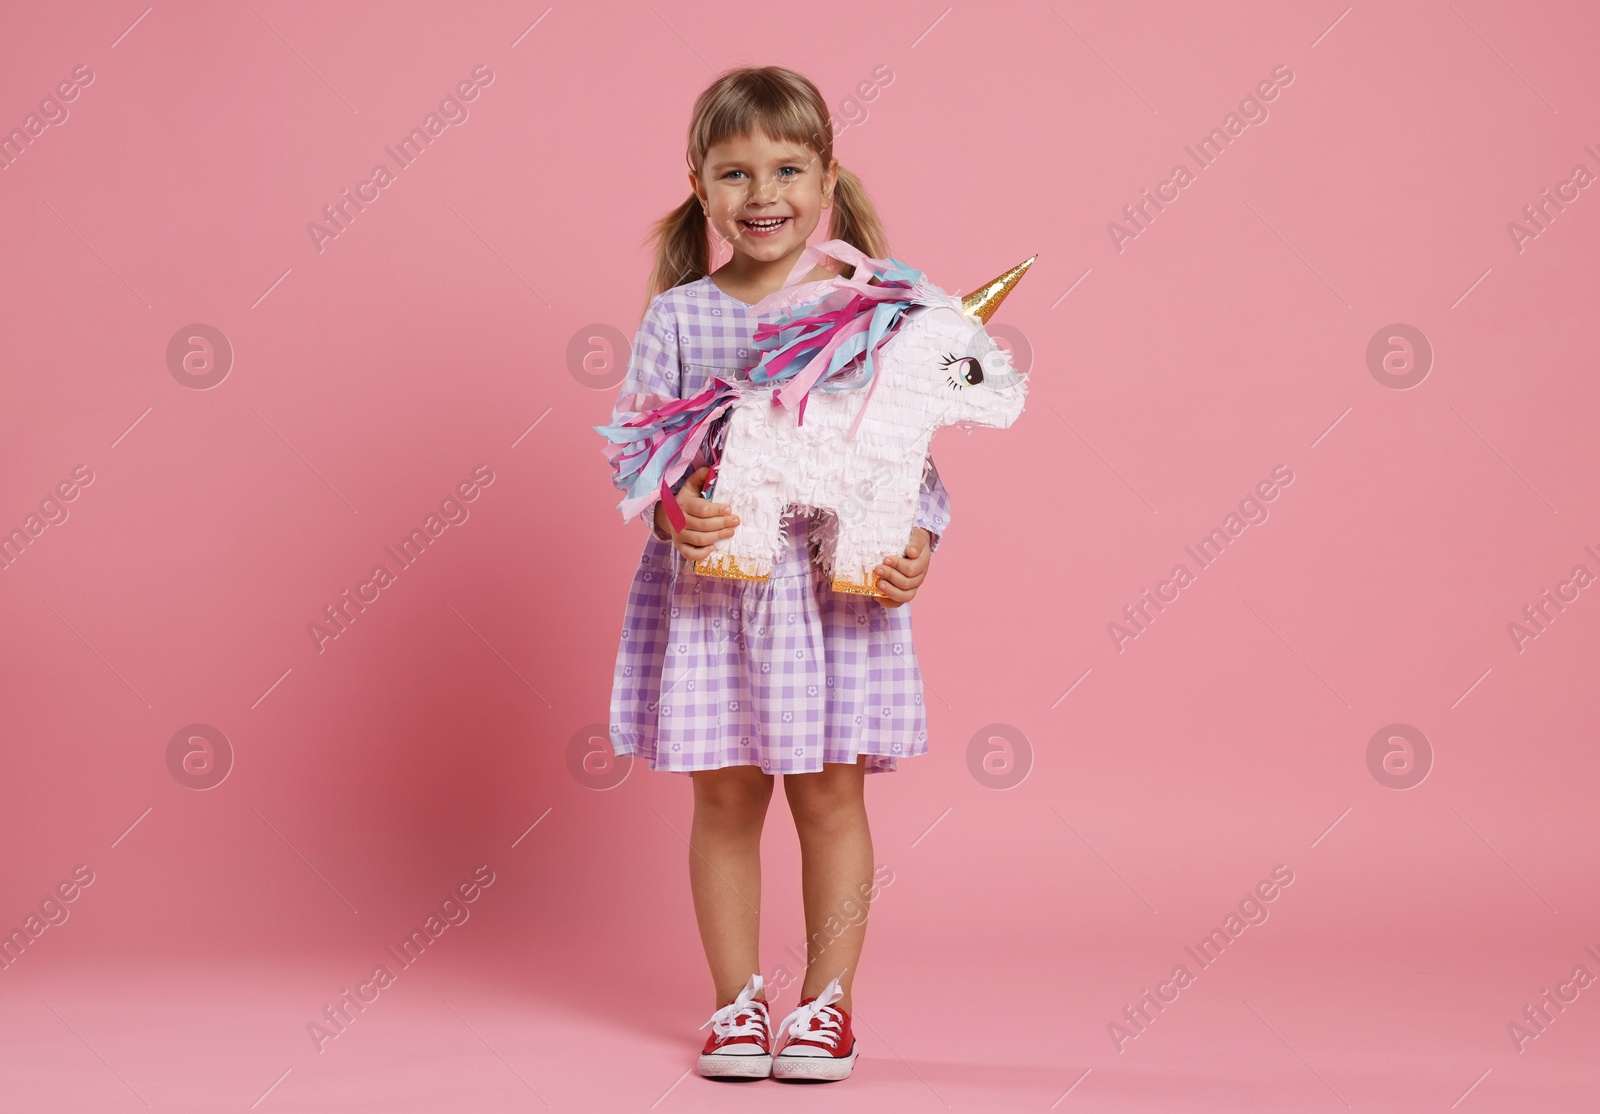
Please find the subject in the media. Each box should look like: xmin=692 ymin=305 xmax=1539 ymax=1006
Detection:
xmin=608 ymin=297 xmax=684 ymax=541
xmin=913 ymin=453 xmax=951 ymax=553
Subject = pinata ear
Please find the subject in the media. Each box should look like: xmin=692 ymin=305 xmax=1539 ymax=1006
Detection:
xmin=961 ymin=254 xmax=1038 ymax=323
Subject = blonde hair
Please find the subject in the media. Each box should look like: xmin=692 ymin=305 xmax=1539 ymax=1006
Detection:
xmin=640 ymin=65 xmax=888 ymax=320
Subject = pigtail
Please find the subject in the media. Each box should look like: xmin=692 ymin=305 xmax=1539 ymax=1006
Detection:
xmin=828 ymin=165 xmax=890 ymax=273
xmin=641 ymin=193 xmax=712 ymax=321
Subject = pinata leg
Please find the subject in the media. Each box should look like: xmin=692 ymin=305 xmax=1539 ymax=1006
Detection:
xmin=692 ymin=488 xmax=777 ymax=583
xmin=828 ymin=523 xmax=901 ymax=598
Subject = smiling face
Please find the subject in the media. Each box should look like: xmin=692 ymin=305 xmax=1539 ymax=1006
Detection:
xmin=691 ymin=130 xmax=837 ymax=265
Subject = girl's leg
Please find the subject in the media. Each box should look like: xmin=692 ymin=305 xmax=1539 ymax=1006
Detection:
xmin=782 ymin=757 xmax=872 ymax=1013
xmin=690 ymin=763 xmax=776 ymax=1007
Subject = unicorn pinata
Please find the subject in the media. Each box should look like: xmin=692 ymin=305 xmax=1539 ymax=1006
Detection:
xmin=597 ymin=239 xmax=1034 ymax=596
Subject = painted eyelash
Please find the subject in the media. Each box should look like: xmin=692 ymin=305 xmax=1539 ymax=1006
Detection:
xmin=940 ymin=353 xmax=968 ymax=389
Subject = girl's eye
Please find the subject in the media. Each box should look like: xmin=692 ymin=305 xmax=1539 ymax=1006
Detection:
xmin=938 ymin=353 xmax=984 ymax=387
xmin=722 ymin=167 xmax=802 ymax=180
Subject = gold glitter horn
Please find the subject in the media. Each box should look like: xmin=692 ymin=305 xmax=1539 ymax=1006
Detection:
xmin=961 ymin=253 xmax=1039 ymax=323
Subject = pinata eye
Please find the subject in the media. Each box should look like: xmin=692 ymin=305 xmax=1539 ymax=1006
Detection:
xmin=938 ymin=353 xmax=984 ymax=390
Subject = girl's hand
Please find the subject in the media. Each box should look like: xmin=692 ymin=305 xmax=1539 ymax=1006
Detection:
xmin=873 ymin=527 xmax=933 ymax=608
xmin=655 ymin=466 xmax=740 ymax=561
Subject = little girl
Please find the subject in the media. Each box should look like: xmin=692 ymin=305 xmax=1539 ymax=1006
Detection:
xmin=601 ymin=66 xmax=951 ymax=1084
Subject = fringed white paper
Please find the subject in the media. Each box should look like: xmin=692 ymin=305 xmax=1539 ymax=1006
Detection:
xmin=695 ymin=292 xmax=1029 ymax=596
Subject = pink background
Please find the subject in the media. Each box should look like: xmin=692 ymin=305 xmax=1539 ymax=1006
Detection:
xmin=2 ymin=1 xmax=1597 ymax=1109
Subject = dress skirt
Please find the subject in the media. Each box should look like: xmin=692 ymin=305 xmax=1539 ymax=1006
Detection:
xmin=607 ymin=510 xmax=930 ymax=775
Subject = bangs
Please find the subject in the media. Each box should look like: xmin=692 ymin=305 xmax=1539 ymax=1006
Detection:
xmin=690 ymin=75 xmax=831 ymax=170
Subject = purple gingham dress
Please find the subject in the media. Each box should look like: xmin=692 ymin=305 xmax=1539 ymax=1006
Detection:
xmin=606 ymin=275 xmax=953 ymax=776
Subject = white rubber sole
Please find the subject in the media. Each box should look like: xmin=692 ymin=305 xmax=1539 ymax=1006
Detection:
xmin=771 ymin=1044 xmax=858 ymax=1082
xmin=696 ymin=1051 xmax=772 ymax=1079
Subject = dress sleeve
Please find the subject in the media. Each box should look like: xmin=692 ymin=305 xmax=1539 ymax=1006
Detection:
xmin=608 ymin=296 xmax=683 ymax=541
xmin=913 ymin=452 xmax=951 ymax=554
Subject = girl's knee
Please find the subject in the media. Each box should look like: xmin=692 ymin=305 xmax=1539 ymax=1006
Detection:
xmin=693 ymin=765 xmax=774 ymax=823
xmin=784 ymin=765 xmax=865 ymax=828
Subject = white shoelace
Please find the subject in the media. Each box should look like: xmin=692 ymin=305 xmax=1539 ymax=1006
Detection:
xmin=699 ymin=974 xmax=770 ymax=1042
xmin=776 ymin=972 xmax=847 ymax=1049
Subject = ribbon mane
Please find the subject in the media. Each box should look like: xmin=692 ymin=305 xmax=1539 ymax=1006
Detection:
xmin=747 ymin=252 xmax=926 ymax=429
xmin=594 ymin=242 xmax=935 ymax=524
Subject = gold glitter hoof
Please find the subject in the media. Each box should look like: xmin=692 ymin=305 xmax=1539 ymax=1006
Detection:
xmin=694 ymin=553 xmax=769 ymax=582
xmin=830 ymin=575 xmax=883 ymax=597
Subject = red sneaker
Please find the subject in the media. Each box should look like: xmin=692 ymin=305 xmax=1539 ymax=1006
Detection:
xmin=772 ymin=975 xmax=858 ymax=1081
xmin=696 ymin=974 xmax=773 ymax=1079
